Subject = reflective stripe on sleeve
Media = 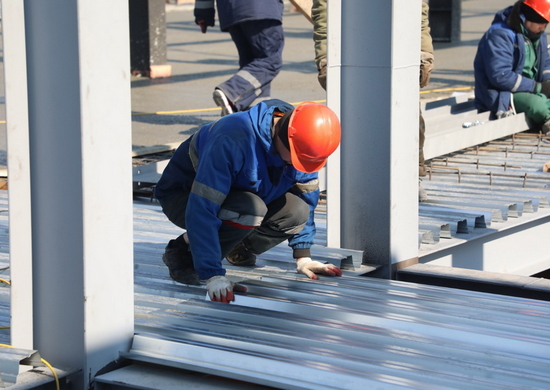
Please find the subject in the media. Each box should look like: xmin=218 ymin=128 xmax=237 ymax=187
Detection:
xmin=191 ymin=180 xmax=227 ymax=206
xmin=511 ymin=74 xmax=522 ymax=92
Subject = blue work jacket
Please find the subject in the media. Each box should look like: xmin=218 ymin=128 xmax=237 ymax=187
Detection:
xmin=155 ymin=100 xmax=319 ymax=280
xmin=474 ymin=6 xmax=550 ymax=115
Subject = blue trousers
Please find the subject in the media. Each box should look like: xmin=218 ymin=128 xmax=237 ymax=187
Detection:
xmin=217 ymin=19 xmax=284 ymax=111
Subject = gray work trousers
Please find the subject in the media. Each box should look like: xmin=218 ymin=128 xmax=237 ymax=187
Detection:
xmin=159 ymin=189 xmax=309 ymax=259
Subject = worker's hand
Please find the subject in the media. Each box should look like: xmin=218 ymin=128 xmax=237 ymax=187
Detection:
xmin=206 ymin=275 xmax=247 ymax=303
xmin=420 ymin=51 xmax=434 ymax=88
xmin=194 ymin=8 xmax=215 ymax=33
xmin=539 ymin=82 xmax=550 ymax=99
xmin=296 ymin=257 xmax=342 ymax=279
xmin=317 ymin=57 xmax=327 ymax=91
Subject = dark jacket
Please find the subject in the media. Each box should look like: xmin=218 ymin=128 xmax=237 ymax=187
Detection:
xmin=195 ymin=0 xmax=284 ymax=31
xmin=155 ymin=100 xmax=320 ymax=280
xmin=474 ymin=6 xmax=550 ymax=115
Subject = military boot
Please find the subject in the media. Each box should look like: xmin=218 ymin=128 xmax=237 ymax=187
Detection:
xmin=162 ymin=235 xmax=201 ymax=285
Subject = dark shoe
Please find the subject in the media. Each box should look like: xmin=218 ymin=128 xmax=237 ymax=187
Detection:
xmin=213 ymin=88 xmax=235 ymax=116
xmin=162 ymin=235 xmax=201 ymax=285
xmin=226 ymin=241 xmax=256 ymax=266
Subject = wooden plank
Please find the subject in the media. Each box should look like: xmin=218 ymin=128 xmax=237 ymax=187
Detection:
xmin=289 ymin=0 xmax=313 ymax=24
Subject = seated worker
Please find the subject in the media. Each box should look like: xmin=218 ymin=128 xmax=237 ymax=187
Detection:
xmin=154 ymin=100 xmax=342 ymax=303
xmin=474 ymin=0 xmax=550 ymax=133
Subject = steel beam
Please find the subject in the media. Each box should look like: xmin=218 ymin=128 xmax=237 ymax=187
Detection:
xmin=422 ymin=96 xmax=531 ymax=160
xmin=2 ymin=0 xmax=34 ymax=350
xmin=3 ymin=1 xmax=135 ymax=388
xmin=325 ymin=0 xmax=342 ymax=248
xmin=338 ymin=0 xmax=420 ymax=276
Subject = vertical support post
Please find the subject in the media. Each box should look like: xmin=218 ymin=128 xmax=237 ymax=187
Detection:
xmin=4 ymin=1 xmax=135 ymax=388
xmin=428 ymin=0 xmax=461 ymax=42
xmin=2 ymin=0 xmax=34 ymax=350
xmin=339 ymin=0 xmax=420 ymax=277
xmin=326 ymin=0 xmax=342 ymax=248
xmin=129 ymin=0 xmax=172 ymax=78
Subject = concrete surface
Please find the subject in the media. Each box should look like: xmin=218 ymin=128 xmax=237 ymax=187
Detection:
xmin=0 ymin=0 xmax=515 ymax=168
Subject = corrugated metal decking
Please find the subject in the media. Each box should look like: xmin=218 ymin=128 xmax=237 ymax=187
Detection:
xmin=418 ymin=132 xmax=550 ymax=275
xmin=0 ymin=192 xmax=10 ymax=348
xmin=1 ymin=181 xmax=550 ymax=388
xmin=129 ymin=194 xmax=550 ymax=389
xmin=128 ymin=266 xmax=550 ymax=389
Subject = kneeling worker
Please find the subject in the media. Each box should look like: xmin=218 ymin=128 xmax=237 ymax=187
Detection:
xmin=154 ymin=100 xmax=342 ymax=303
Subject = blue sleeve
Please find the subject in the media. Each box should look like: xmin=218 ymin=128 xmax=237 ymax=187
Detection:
xmin=288 ymin=173 xmax=320 ymax=252
xmin=483 ymin=28 xmax=536 ymax=93
xmin=185 ymin=132 xmax=246 ymax=280
xmin=541 ymin=36 xmax=550 ymax=82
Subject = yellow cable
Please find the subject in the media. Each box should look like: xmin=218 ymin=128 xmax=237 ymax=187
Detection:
xmin=0 ymin=278 xmax=10 ymax=285
xmin=0 ymin=343 xmax=60 ymax=390
xmin=421 ymin=86 xmax=474 ymax=94
xmin=131 ymin=88 xmax=476 ymax=116
xmin=0 ymin=326 xmax=9 ymax=329
xmin=40 ymin=358 xmax=60 ymax=390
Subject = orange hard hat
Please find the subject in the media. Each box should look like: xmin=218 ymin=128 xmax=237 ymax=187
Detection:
xmin=524 ymin=0 xmax=550 ymax=22
xmin=284 ymin=102 xmax=341 ymax=173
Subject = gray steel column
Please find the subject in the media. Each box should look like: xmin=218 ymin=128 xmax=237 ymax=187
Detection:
xmin=2 ymin=0 xmax=34 ymax=350
xmin=339 ymin=0 xmax=420 ymax=277
xmin=6 ymin=1 xmax=135 ymax=388
xmin=326 ymin=0 xmax=342 ymax=248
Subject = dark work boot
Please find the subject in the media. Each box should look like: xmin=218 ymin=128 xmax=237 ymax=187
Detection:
xmin=162 ymin=235 xmax=201 ymax=285
xmin=226 ymin=241 xmax=257 ymax=266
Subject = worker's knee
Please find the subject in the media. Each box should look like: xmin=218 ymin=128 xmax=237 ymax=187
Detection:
xmin=266 ymin=192 xmax=310 ymax=235
xmin=218 ymin=191 xmax=268 ymax=228
xmin=513 ymin=92 xmax=550 ymax=124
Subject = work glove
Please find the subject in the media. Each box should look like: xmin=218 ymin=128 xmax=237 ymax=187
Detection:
xmin=317 ymin=57 xmax=327 ymax=91
xmin=194 ymin=7 xmax=215 ymax=33
xmin=206 ymin=275 xmax=247 ymax=304
xmin=538 ymin=81 xmax=550 ymax=99
xmin=296 ymin=257 xmax=342 ymax=280
xmin=420 ymin=51 xmax=434 ymax=88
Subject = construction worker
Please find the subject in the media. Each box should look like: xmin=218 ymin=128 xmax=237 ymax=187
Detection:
xmin=474 ymin=0 xmax=550 ymax=134
xmin=312 ymin=0 xmax=434 ymax=201
xmin=194 ymin=0 xmax=285 ymax=116
xmin=154 ymin=100 xmax=342 ymax=303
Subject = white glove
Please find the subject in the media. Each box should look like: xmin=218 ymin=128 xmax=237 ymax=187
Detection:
xmin=206 ymin=275 xmax=247 ymax=303
xmin=296 ymin=257 xmax=342 ymax=280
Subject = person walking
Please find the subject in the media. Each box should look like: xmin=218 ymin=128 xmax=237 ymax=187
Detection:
xmin=154 ymin=100 xmax=342 ymax=303
xmin=474 ymin=0 xmax=550 ymax=134
xmin=194 ymin=0 xmax=285 ymax=116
